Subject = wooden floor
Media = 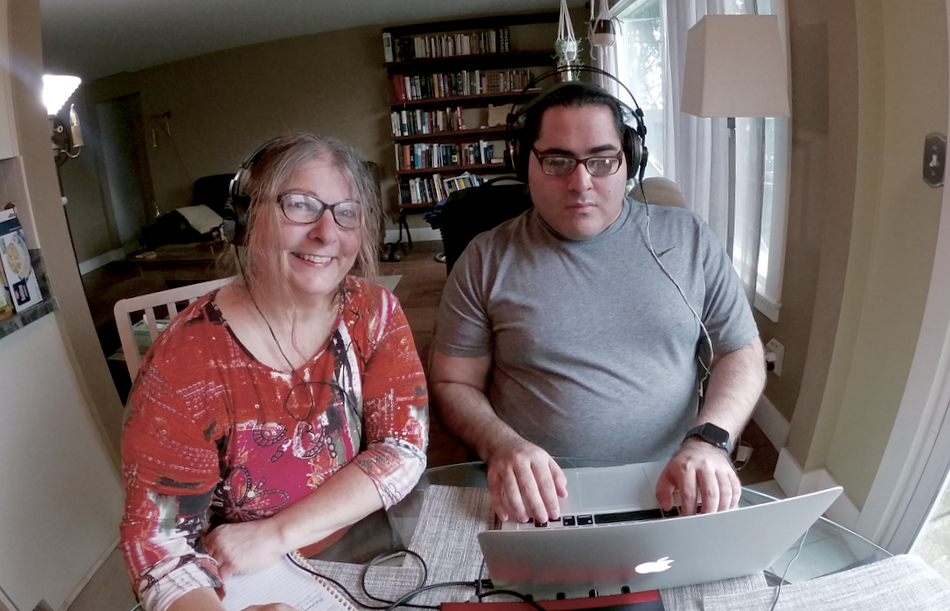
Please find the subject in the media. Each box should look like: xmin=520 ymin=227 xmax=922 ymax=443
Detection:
xmin=380 ymin=240 xmax=778 ymax=484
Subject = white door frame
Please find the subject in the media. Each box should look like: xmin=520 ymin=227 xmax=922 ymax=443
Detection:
xmin=855 ymin=0 xmax=950 ymax=550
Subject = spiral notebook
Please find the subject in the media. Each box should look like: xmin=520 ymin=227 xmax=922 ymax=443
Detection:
xmin=222 ymin=551 xmax=358 ymax=611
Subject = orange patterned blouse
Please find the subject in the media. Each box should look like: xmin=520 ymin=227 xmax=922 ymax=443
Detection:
xmin=119 ymin=276 xmax=428 ymax=611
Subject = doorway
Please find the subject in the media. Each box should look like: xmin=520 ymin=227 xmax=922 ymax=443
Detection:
xmin=96 ymin=93 xmax=153 ymax=251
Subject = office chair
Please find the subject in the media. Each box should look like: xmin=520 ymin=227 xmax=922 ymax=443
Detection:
xmin=439 ymin=178 xmax=533 ymax=273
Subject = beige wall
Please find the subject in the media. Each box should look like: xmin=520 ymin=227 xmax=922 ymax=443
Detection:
xmin=755 ymin=0 xmax=841 ymax=424
xmin=2 ymin=2 xmax=124 ymax=608
xmin=61 ymin=16 xmax=564 ymax=263
xmin=775 ymin=0 xmax=948 ymax=509
xmin=9 ymin=0 xmax=125 ymax=462
xmin=138 ymin=25 xmax=391 ymax=214
xmin=824 ymin=0 xmax=947 ymax=506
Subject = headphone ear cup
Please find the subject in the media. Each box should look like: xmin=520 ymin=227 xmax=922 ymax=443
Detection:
xmin=228 ymin=193 xmax=250 ymax=245
xmin=505 ymin=112 xmax=528 ymax=182
xmin=227 ymin=163 xmax=256 ymax=246
xmin=623 ymin=126 xmax=642 ymax=181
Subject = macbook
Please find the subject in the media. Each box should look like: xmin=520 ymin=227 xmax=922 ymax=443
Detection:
xmin=479 ymin=462 xmax=842 ymax=598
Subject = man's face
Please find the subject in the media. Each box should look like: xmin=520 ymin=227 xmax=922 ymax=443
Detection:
xmin=528 ymin=105 xmax=628 ymax=241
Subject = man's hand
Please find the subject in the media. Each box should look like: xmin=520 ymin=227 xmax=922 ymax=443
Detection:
xmin=204 ymin=519 xmax=287 ymax=580
xmin=655 ymin=438 xmax=740 ymax=516
xmin=485 ymin=438 xmax=568 ymax=524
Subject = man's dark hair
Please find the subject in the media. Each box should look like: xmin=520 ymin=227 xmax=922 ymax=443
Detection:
xmin=512 ymin=81 xmax=638 ymax=180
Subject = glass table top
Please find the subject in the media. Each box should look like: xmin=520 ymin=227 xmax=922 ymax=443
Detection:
xmin=389 ymin=459 xmax=891 ymax=587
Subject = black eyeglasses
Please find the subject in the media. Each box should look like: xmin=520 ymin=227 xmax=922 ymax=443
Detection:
xmin=531 ymin=148 xmax=625 ymax=177
xmin=278 ymin=192 xmax=362 ymax=229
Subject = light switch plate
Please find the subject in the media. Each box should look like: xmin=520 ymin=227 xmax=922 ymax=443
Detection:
xmin=924 ymin=133 xmax=946 ymax=188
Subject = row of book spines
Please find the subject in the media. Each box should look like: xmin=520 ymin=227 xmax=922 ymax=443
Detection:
xmin=400 ymin=173 xmax=484 ymax=205
xmin=383 ymin=28 xmax=511 ymax=63
xmin=391 ymin=107 xmax=466 ymax=138
xmin=392 ymin=69 xmax=534 ymax=103
xmin=395 ymin=141 xmax=500 ymax=171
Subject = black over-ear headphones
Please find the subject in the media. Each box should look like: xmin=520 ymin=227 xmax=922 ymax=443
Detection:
xmin=505 ymin=66 xmax=649 ymax=183
xmin=227 ymin=136 xmax=283 ymax=245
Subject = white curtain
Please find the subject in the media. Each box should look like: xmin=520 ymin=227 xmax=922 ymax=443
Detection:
xmin=662 ymin=0 xmax=766 ymax=304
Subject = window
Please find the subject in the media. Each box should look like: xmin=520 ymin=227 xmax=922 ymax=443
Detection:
xmin=613 ymin=0 xmax=790 ymax=322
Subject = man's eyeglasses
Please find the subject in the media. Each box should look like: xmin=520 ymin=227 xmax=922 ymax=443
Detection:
xmin=278 ymin=192 xmax=362 ymax=229
xmin=531 ymin=148 xmax=625 ymax=177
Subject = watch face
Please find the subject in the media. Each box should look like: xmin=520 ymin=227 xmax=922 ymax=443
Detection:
xmin=701 ymin=423 xmax=730 ymax=446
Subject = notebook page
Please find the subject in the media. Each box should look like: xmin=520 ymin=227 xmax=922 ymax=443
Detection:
xmin=222 ymin=553 xmax=356 ymax=611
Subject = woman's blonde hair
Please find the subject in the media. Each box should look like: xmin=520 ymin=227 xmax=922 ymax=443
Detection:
xmin=225 ymin=133 xmax=380 ymax=308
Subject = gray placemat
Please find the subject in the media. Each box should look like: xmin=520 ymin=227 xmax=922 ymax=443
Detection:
xmin=406 ymin=484 xmax=496 ymax=602
xmin=702 ymin=555 xmax=950 ymax=611
xmin=306 ymin=485 xmax=494 ymax=606
xmin=660 ymin=573 xmax=768 ymax=611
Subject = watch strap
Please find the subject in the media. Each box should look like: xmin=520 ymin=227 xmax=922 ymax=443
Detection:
xmin=683 ymin=423 xmax=733 ymax=455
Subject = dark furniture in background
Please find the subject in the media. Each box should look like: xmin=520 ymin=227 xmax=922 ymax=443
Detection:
xmin=437 ymin=178 xmax=532 ymax=272
xmin=140 ymin=173 xmax=235 ymax=251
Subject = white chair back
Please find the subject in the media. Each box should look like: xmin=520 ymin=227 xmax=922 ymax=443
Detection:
xmin=113 ymin=277 xmax=234 ymax=380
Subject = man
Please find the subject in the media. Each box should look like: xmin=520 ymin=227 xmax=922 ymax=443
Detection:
xmin=430 ymin=82 xmax=765 ymax=527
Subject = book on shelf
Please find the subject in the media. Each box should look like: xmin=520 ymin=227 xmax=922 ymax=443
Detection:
xmin=399 ymin=172 xmax=482 ymax=206
xmin=391 ymin=69 xmax=535 ymax=102
xmin=382 ymin=32 xmax=394 ymax=63
xmin=391 ymin=106 xmax=467 ymax=137
xmin=385 ymin=26 xmax=511 ymax=63
xmin=442 ymin=172 xmax=483 ymax=195
xmin=488 ymin=104 xmax=511 ymax=127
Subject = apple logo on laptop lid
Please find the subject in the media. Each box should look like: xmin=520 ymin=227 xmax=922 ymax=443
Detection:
xmin=635 ymin=557 xmax=674 ymax=574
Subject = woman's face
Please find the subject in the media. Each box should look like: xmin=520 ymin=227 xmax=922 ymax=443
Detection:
xmin=276 ymin=158 xmax=362 ymax=303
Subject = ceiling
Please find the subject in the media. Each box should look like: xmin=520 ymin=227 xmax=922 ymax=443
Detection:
xmin=39 ymin=0 xmax=586 ymax=82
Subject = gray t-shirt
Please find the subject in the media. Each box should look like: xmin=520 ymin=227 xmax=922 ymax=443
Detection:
xmin=435 ymin=197 xmax=759 ymax=462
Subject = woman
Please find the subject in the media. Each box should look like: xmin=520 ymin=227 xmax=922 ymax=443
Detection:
xmin=120 ymin=133 xmax=429 ymax=611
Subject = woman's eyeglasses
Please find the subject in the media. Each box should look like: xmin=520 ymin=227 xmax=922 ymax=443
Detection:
xmin=278 ymin=192 xmax=362 ymax=229
xmin=531 ymin=148 xmax=625 ymax=177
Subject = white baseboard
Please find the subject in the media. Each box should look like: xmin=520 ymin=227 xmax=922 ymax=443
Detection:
xmin=774 ymin=447 xmax=859 ymax=528
xmin=78 ymin=248 xmax=126 ymax=275
xmin=752 ymin=394 xmax=790 ymax=450
xmin=383 ymin=227 xmax=442 ymax=244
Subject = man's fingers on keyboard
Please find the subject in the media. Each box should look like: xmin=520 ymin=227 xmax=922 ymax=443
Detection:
xmin=530 ymin=464 xmax=561 ymax=521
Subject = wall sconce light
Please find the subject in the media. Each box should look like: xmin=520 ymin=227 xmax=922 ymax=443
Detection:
xmin=43 ymin=74 xmax=84 ymax=163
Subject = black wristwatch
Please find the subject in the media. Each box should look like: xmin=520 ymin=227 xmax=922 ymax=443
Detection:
xmin=683 ymin=423 xmax=733 ymax=455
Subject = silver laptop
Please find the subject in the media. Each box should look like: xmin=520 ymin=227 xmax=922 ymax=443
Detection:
xmin=479 ymin=462 xmax=842 ymax=597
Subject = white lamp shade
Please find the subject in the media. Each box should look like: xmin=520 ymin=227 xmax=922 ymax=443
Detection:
xmin=681 ymin=15 xmax=790 ymax=118
xmin=43 ymin=74 xmax=82 ymax=116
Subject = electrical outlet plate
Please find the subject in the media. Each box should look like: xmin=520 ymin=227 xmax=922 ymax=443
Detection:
xmin=765 ymin=338 xmax=784 ymax=377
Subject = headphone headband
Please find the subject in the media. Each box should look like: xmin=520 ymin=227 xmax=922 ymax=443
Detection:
xmin=505 ymin=66 xmax=649 ymax=183
xmin=228 ymin=136 xmax=284 ymax=245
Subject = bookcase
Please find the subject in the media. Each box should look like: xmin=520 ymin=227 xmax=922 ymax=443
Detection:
xmin=383 ymin=13 xmax=559 ymax=209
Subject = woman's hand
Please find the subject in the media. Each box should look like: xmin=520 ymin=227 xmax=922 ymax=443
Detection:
xmin=204 ymin=519 xmax=287 ymax=580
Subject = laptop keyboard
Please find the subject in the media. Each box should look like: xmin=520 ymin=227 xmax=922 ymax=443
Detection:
xmin=504 ymin=506 xmax=682 ymax=530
